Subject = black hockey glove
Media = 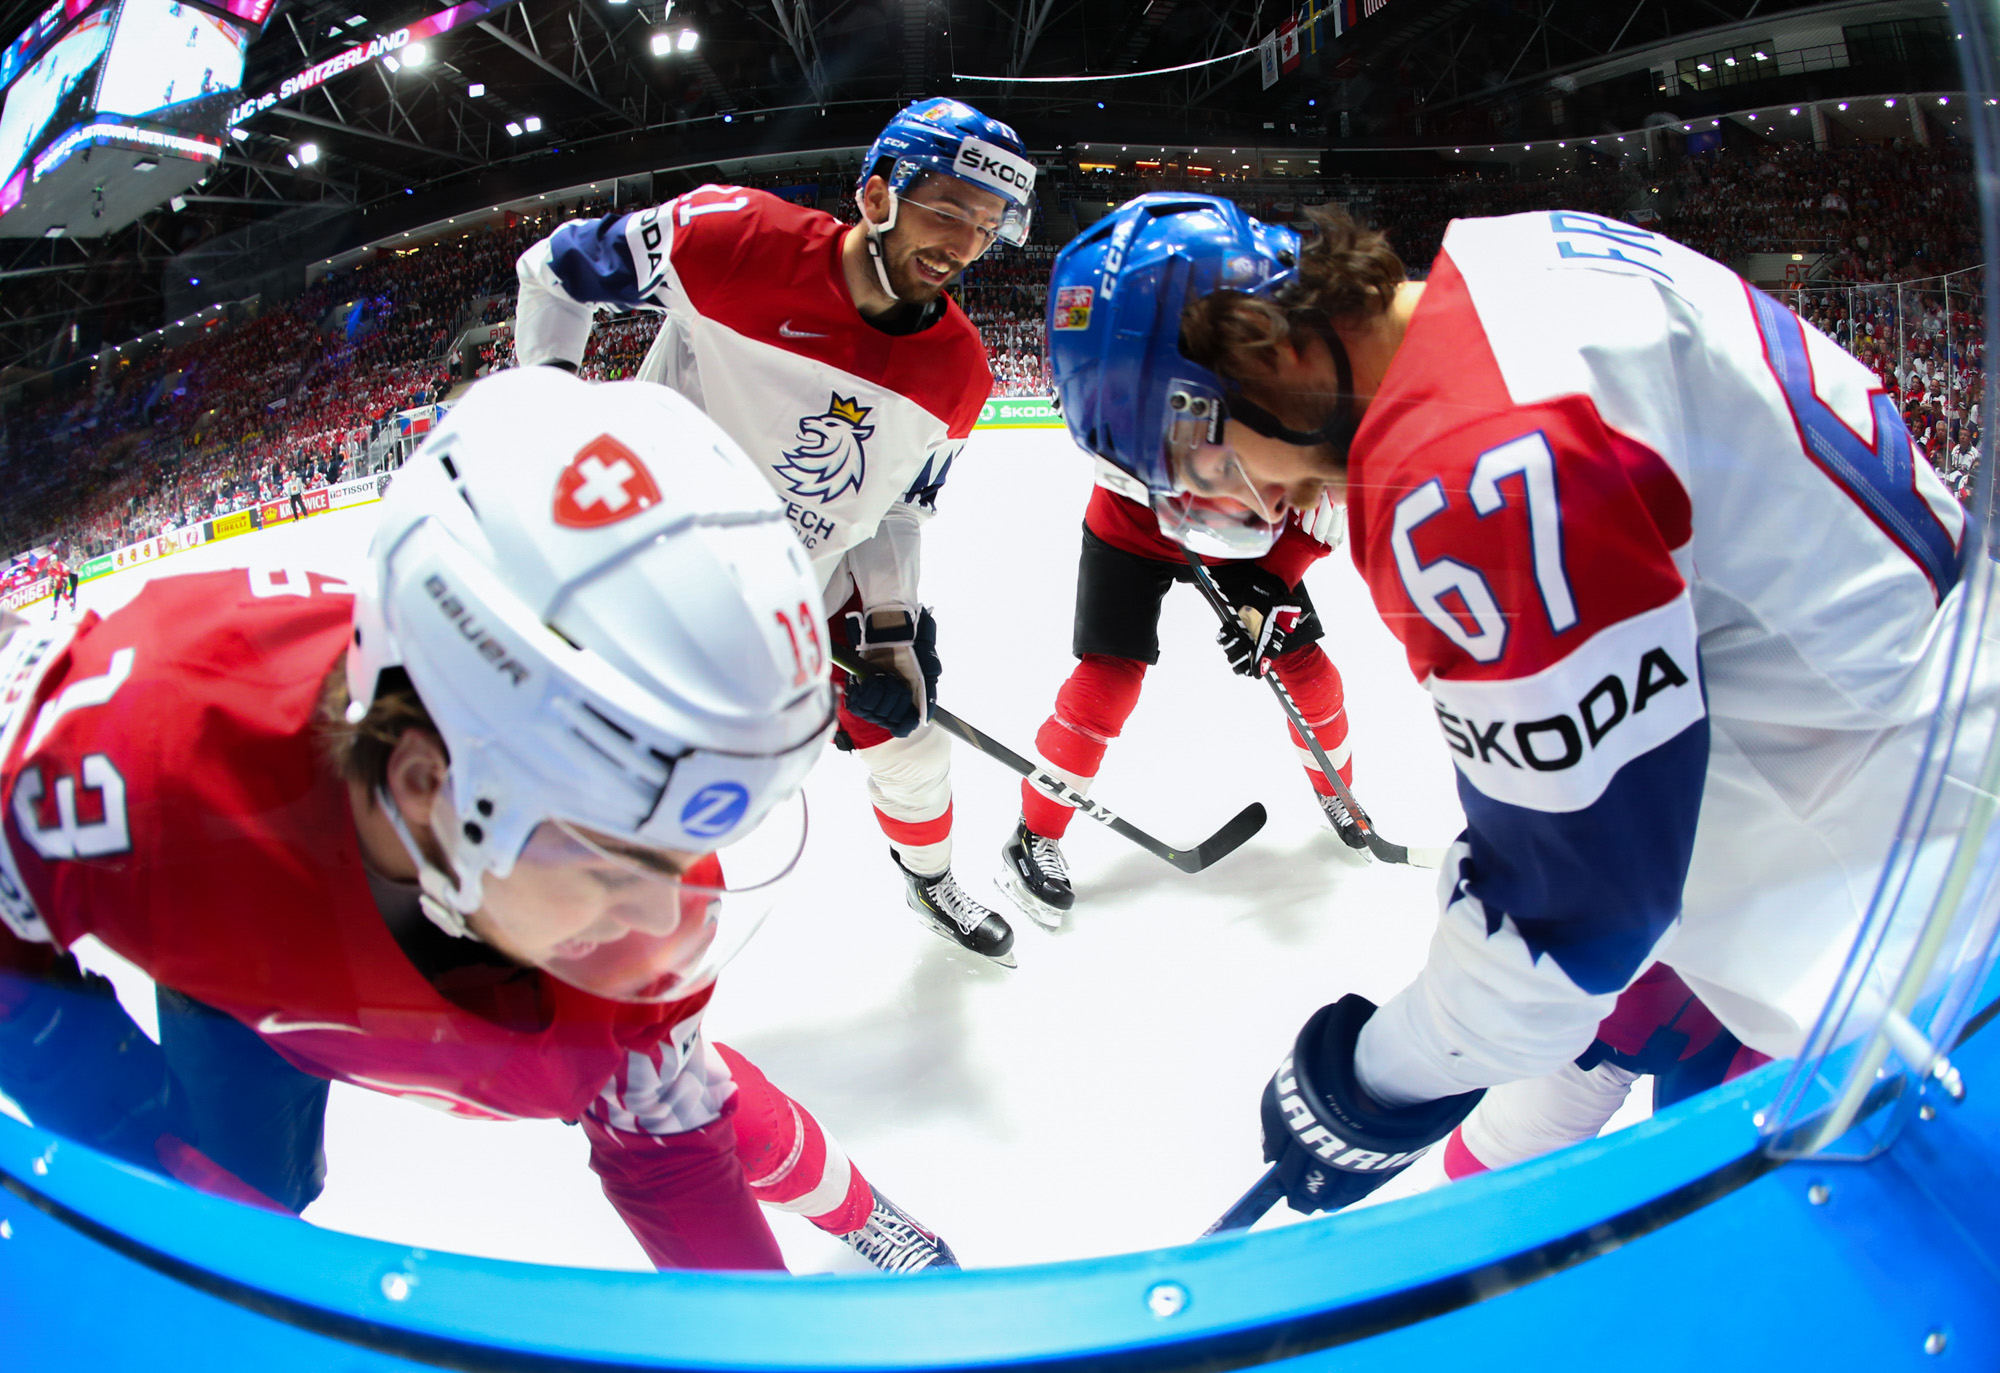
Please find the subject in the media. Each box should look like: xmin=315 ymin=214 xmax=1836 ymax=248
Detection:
xmin=1258 ymin=995 xmax=1484 ymax=1215
xmin=841 ymin=607 xmax=941 ymax=738
xmin=1209 ymin=563 xmax=1307 ymax=679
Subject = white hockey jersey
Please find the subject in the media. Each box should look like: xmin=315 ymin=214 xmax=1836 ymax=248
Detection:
xmin=514 ymin=187 xmax=991 ymax=611
xmin=1344 ymin=211 xmax=1991 ymax=1104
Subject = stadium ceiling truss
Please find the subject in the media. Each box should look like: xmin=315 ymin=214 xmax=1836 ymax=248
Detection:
xmin=0 ymin=0 xmax=1923 ymax=374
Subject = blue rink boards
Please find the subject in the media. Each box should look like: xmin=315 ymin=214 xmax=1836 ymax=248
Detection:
xmin=3 ymin=964 xmax=1997 ymax=1371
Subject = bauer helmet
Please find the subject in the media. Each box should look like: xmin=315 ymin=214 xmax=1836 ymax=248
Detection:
xmin=346 ymin=367 xmax=833 ymax=1001
xmin=1047 ymin=193 xmax=1316 ymax=557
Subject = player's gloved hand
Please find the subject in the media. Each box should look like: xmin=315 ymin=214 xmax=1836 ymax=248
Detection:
xmin=1258 ymin=994 xmax=1484 ymax=1214
xmin=841 ymin=606 xmax=941 ymax=738
xmin=1209 ymin=563 xmax=1306 ymax=678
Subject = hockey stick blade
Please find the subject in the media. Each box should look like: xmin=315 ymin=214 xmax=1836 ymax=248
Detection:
xmin=831 ymin=649 xmax=1266 ymax=874
xmin=1201 ymin=1164 xmax=1286 ymax=1237
xmin=1180 ymin=553 xmax=1436 ymax=870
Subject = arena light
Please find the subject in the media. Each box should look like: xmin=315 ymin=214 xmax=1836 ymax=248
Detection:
xmin=506 ymin=120 xmax=523 ymax=136
xmin=1885 ymin=98 xmax=1896 ymax=108
xmin=170 ymin=195 xmax=187 ymax=211
xmin=650 ymin=31 xmax=672 ymax=54
xmin=676 ymin=27 xmax=699 ymax=51
xmin=382 ymin=54 xmax=400 ymax=72
xmin=229 ymin=127 xmax=248 ymax=141
xmin=1838 ymin=102 xmax=1848 ymax=110
xmin=1753 ymin=50 xmax=1769 ymax=59
xmin=1939 ymin=96 xmax=1950 ymax=105
xmin=524 ymin=115 xmax=542 ymax=132
xmin=403 ymin=42 xmax=429 ymax=66
xmin=298 ymin=142 xmax=320 ymax=165
xmin=1790 ymin=107 xmax=1800 ymax=115
xmin=467 ymin=82 xmax=485 ymax=97
xmin=44 ymin=225 xmax=64 ymax=238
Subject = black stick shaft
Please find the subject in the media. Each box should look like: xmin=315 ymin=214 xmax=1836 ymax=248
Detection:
xmin=831 ymin=648 xmax=1263 ymax=873
xmin=1180 ymin=553 xmax=1419 ymax=867
xmin=1202 ymin=1165 xmax=1285 ymax=1236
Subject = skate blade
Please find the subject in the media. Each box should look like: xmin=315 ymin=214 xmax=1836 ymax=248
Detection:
xmin=994 ymin=871 xmax=1065 ymax=931
xmin=910 ymin=898 xmax=1018 ymax=968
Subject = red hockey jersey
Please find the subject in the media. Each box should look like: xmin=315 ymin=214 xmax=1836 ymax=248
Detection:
xmin=0 ymin=570 xmax=761 ymax=1253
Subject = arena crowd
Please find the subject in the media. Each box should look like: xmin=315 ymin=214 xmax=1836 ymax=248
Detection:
xmin=0 ymin=138 xmax=1981 ymax=565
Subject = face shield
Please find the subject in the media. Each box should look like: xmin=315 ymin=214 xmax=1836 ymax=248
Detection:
xmin=470 ymin=791 xmax=810 ymax=1004
xmin=1157 ymin=381 xmax=1290 ymax=557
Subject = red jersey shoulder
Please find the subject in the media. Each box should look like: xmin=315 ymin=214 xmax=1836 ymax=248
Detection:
xmin=666 ymin=186 xmax=843 ymax=303
xmin=3 ymin=567 xmax=355 ymax=951
xmin=1355 ymin=401 xmax=1690 ymax=686
xmin=928 ymin=296 xmax=992 ymax=438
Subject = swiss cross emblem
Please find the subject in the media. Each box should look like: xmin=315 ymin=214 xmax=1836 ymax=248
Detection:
xmin=553 ymin=434 xmax=662 ymax=528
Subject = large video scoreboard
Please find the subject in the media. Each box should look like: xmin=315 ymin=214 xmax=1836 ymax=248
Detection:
xmin=0 ymin=0 xmax=267 ymax=237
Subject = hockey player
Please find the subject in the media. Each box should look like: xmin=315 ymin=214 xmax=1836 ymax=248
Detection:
xmin=1047 ymin=193 xmax=1990 ymax=1213
xmin=998 ymin=469 xmax=1361 ymax=925
xmin=514 ymin=99 xmax=1035 ymax=967
xmin=0 ymin=369 xmax=956 ymax=1272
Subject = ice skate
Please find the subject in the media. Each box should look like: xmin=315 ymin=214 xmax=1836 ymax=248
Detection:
xmin=896 ymin=851 xmax=1015 ymax=967
xmin=997 ymin=820 xmax=1073 ymax=930
xmin=1318 ymin=790 xmax=1369 ymax=851
xmin=838 ymin=1187 xmax=959 ymax=1273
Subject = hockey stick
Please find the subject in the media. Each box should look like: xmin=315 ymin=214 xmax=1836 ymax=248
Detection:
xmin=1201 ymin=1164 xmax=1285 ymax=1236
xmin=1180 ymin=552 xmax=1442 ymax=869
xmin=831 ymin=648 xmax=1266 ymax=874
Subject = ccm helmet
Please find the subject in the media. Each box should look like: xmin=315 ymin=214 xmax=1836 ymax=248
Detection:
xmin=346 ymin=367 xmax=833 ymax=1000
xmin=1046 ymin=193 xmax=1319 ymax=556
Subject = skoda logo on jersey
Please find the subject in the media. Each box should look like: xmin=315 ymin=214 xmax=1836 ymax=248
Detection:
xmin=774 ymin=394 xmax=874 ymax=504
xmin=681 ymin=782 xmax=751 ymax=838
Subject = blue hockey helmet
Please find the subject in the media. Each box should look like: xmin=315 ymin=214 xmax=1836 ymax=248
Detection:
xmin=859 ymin=99 xmax=1035 ymax=250
xmin=1047 ymin=193 xmax=1311 ymax=555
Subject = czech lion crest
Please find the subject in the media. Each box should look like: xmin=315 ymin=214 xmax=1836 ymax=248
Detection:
xmin=774 ymin=393 xmax=874 ymax=503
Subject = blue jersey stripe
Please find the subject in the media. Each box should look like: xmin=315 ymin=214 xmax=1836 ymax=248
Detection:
xmin=1455 ymin=714 xmax=1709 ymax=995
xmin=1748 ymin=287 xmax=1959 ymax=600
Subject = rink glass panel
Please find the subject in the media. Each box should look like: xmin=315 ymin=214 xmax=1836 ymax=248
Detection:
xmin=1762 ymin=0 xmax=2000 ymax=1162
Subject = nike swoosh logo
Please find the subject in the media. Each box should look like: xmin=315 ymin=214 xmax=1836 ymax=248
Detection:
xmin=256 ymin=1014 xmax=363 ymax=1035
xmin=778 ymin=321 xmax=827 ymax=339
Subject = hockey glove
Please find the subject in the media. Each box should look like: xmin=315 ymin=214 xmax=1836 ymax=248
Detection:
xmin=1258 ymin=994 xmax=1484 ymax=1214
xmin=841 ymin=607 xmax=941 ymax=738
xmin=1209 ymin=563 xmax=1306 ymax=679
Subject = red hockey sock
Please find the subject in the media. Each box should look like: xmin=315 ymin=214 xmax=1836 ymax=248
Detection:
xmin=1442 ymin=1127 xmax=1491 ymax=1180
xmin=714 ymin=1043 xmax=873 ymax=1236
xmin=1021 ymin=655 xmax=1147 ymax=839
xmin=1271 ymin=646 xmax=1352 ymax=794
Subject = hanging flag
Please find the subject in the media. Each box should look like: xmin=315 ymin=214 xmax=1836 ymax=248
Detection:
xmin=1280 ymin=18 xmax=1300 ymax=73
xmin=1259 ymin=30 xmax=1280 ymax=89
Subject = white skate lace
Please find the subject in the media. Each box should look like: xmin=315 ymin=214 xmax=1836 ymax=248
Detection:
xmin=1025 ymin=833 xmax=1069 ymax=884
xmin=1318 ymin=792 xmax=1357 ymax=828
xmin=923 ymin=871 xmax=990 ymax=934
xmin=845 ymin=1199 xmax=947 ymax=1273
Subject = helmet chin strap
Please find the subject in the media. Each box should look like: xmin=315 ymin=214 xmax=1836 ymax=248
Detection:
xmin=1223 ymin=321 xmax=1361 ymax=463
xmin=376 ymin=786 xmax=487 ymax=941
xmin=862 ymin=189 xmax=902 ymax=303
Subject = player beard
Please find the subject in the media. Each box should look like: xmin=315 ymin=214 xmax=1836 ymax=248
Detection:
xmin=883 ymin=229 xmax=967 ymax=303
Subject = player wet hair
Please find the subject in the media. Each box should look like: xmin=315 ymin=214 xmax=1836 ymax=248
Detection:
xmin=1179 ymin=202 xmax=1405 ymax=391
xmin=318 ymin=666 xmax=446 ymax=793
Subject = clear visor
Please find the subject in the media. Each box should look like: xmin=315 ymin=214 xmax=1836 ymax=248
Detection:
xmin=1159 ymin=399 xmax=1289 ymax=558
xmin=473 ymin=793 xmax=809 ymax=1004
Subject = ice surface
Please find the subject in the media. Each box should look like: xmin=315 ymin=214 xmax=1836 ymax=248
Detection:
xmin=55 ymin=428 xmax=1647 ymax=1275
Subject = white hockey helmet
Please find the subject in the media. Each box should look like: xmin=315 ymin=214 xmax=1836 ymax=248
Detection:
xmin=346 ymin=367 xmax=834 ymax=1000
